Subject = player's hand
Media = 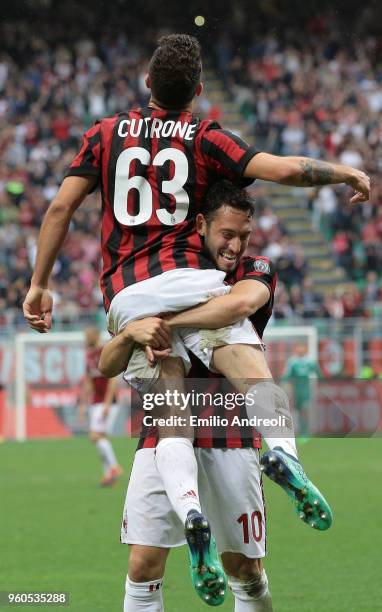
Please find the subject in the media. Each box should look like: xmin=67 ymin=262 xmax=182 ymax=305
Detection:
xmin=145 ymin=346 xmax=172 ymax=367
xmin=23 ymin=285 xmax=53 ymax=333
xmin=123 ymin=317 xmax=171 ymax=349
xmin=346 ymin=169 xmax=371 ymax=203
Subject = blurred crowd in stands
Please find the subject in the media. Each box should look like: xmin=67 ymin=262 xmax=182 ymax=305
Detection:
xmin=213 ymin=10 xmax=382 ymax=320
xmin=0 ymin=9 xmax=381 ymax=329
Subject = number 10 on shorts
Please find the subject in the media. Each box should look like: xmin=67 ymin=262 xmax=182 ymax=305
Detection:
xmin=237 ymin=511 xmax=263 ymax=544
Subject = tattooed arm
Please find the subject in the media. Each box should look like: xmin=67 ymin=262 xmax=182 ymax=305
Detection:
xmin=244 ymin=153 xmax=370 ymax=203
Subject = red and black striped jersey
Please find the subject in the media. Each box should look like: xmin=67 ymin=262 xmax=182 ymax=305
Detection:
xmin=67 ymin=107 xmax=258 ymax=310
xmin=226 ymin=255 xmax=277 ymax=339
xmin=85 ymin=346 xmax=110 ymax=404
xmin=137 ymin=255 xmax=277 ymax=450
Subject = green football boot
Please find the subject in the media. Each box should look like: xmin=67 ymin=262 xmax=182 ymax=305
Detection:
xmin=260 ymin=447 xmax=333 ymax=531
xmin=185 ymin=511 xmax=227 ymax=606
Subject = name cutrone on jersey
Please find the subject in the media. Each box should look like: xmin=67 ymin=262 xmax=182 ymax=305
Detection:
xmin=118 ymin=118 xmax=198 ymax=140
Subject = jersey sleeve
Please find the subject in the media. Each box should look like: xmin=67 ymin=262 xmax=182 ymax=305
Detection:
xmin=236 ymin=257 xmax=277 ymax=303
xmin=200 ymin=127 xmax=259 ymax=185
xmin=65 ymin=122 xmax=101 ymax=188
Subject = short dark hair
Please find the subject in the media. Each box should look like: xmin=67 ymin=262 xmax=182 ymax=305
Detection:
xmin=149 ymin=34 xmax=202 ymax=109
xmin=203 ymin=180 xmax=255 ymax=222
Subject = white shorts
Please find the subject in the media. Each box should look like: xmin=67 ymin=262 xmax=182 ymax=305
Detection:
xmin=178 ymin=318 xmax=263 ymax=373
xmin=107 ymin=268 xmax=229 ymax=335
xmin=108 ymin=269 xmax=263 ymax=393
xmin=89 ymin=403 xmax=120 ymax=434
xmin=121 ymin=447 xmax=266 ymax=559
xmin=124 ymin=320 xmax=263 ymax=395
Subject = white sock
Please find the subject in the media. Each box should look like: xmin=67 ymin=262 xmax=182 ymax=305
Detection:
xmin=96 ymin=437 xmax=118 ymax=472
xmin=155 ymin=437 xmax=201 ymax=524
xmin=124 ymin=576 xmax=163 ymax=611
xmin=95 ymin=438 xmax=109 ymax=474
xmin=246 ymin=382 xmax=298 ymax=459
xmin=229 ymin=571 xmax=273 ymax=611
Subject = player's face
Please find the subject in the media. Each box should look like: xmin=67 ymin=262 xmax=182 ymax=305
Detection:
xmin=295 ymin=343 xmax=307 ymax=357
xmin=197 ymin=205 xmax=252 ymax=273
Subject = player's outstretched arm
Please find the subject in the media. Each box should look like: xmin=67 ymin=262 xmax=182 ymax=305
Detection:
xmin=166 ymin=280 xmax=270 ymax=330
xmin=244 ymin=153 xmax=370 ymax=203
xmin=23 ymin=176 xmax=97 ymax=332
xmin=99 ymin=318 xmax=171 ymax=377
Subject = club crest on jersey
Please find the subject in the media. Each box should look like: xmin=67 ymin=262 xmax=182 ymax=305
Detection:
xmin=253 ymin=259 xmax=270 ymax=274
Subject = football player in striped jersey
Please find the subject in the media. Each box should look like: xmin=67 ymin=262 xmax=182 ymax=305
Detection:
xmin=24 ymin=34 xmax=367 ymax=608
xmin=78 ymin=327 xmax=122 ymax=486
xmin=98 ymin=181 xmax=327 ymax=612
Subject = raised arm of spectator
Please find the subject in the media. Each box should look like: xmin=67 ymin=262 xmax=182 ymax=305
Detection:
xmin=165 ymin=280 xmax=270 ymax=330
xmin=244 ymin=153 xmax=370 ymax=203
xmin=23 ymin=176 xmax=97 ymax=332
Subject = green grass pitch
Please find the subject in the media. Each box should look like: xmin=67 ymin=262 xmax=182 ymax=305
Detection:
xmin=1 ymin=437 xmax=380 ymax=611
